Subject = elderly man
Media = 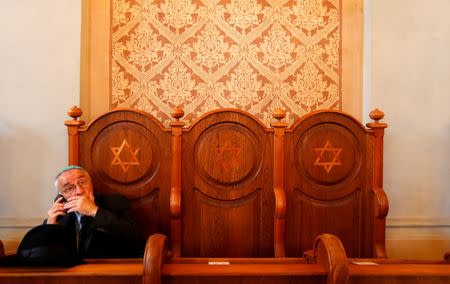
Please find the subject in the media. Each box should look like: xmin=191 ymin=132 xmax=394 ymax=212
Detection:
xmin=46 ymin=165 xmax=142 ymax=258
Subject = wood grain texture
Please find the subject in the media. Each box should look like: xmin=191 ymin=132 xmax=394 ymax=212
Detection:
xmin=65 ymin=106 xmax=388 ymax=258
xmin=73 ymin=108 xmax=172 ymax=240
xmin=180 ymin=110 xmax=274 ymax=257
xmin=313 ymin=234 xmax=349 ymax=284
xmin=284 ymin=109 xmax=387 ymax=258
xmin=1 ymin=248 xmax=449 ymax=284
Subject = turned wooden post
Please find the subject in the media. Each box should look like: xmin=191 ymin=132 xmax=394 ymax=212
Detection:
xmin=366 ymin=108 xmax=389 ymax=258
xmin=64 ymin=106 xmax=85 ymax=165
xmin=271 ymin=109 xmax=288 ymax=258
xmin=143 ymin=234 xmax=169 ymax=284
xmin=169 ymin=107 xmax=185 ymax=257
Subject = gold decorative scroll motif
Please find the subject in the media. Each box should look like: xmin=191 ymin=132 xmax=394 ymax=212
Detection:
xmin=112 ymin=0 xmax=341 ymax=126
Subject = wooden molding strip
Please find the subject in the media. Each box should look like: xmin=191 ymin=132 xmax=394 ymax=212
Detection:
xmin=0 ymin=217 xmax=43 ymax=228
xmin=0 ymin=217 xmax=448 ymax=228
xmin=387 ymin=218 xmax=450 ymax=228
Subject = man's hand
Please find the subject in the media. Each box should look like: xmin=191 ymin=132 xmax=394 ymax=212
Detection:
xmin=64 ymin=196 xmax=99 ymax=217
xmin=47 ymin=196 xmax=66 ymax=224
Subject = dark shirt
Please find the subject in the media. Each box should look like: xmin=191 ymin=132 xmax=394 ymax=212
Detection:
xmin=46 ymin=194 xmax=144 ymax=258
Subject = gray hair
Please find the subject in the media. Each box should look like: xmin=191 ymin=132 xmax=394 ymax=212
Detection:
xmin=53 ymin=165 xmax=91 ymax=193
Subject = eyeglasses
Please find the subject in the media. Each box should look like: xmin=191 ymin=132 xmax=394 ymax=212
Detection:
xmin=61 ymin=178 xmax=90 ymax=195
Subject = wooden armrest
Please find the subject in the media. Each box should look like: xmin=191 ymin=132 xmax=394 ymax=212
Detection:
xmin=313 ymin=234 xmax=349 ymax=284
xmin=143 ymin=234 xmax=169 ymax=284
xmin=0 ymin=240 xmax=4 ymax=257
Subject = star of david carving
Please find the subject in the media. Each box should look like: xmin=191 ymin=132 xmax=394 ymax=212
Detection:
xmin=110 ymin=139 xmax=140 ymax=173
xmin=313 ymin=140 xmax=343 ymax=173
xmin=215 ymin=140 xmax=241 ymax=171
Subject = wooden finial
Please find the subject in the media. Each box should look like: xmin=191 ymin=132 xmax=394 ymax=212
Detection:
xmin=272 ymin=108 xmax=286 ymax=120
xmin=369 ymin=108 xmax=384 ymax=122
xmin=271 ymin=109 xmax=288 ymax=129
xmin=171 ymin=107 xmax=184 ymax=121
xmin=68 ymin=106 xmax=82 ymax=120
xmin=366 ymin=108 xmax=387 ymax=130
xmin=65 ymin=106 xmax=85 ymax=127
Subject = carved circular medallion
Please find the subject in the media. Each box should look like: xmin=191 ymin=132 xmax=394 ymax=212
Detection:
xmin=295 ymin=123 xmax=361 ymax=186
xmin=91 ymin=122 xmax=159 ymax=187
xmin=194 ymin=123 xmax=260 ymax=186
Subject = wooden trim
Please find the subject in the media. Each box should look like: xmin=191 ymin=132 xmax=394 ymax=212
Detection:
xmin=271 ymin=111 xmax=288 ymax=258
xmin=0 ymin=218 xmax=43 ymax=228
xmin=143 ymin=234 xmax=168 ymax=284
xmin=80 ymin=0 xmax=110 ymax=122
xmin=342 ymin=0 xmax=364 ymax=120
xmin=313 ymin=234 xmax=349 ymax=284
xmin=366 ymin=110 xmax=388 ymax=258
xmin=80 ymin=0 xmax=90 ymax=120
xmin=169 ymin=117 xmax=185 ymax=258
xmin=387 ymin=218 xmax=450 ymax=227
xmin=1 ymin=217 xmax=447 ymax=231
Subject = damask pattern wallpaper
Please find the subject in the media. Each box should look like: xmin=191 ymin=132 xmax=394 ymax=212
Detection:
xmin=111 ymin=0 xmax=341 ymax=126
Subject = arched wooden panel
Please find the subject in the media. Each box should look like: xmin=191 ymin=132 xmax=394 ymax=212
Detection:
xmin=285 ymin=110 xmax=375 ymax=258
xmin=192 ymin=121 xmax=263 ymax=199
xmin=294 ymin=122 xmax=364 ymax=199
xmin=181 ymin=110 xmax=274 ymax=257
xmin=89 ymin=121 xmax=159 ymax=196
xmin=77 ymin=109 xmax=172 ymax=240
xmin=184 ymin=189 xmax=263 ymax=257
xmin=290 ymin=189 xmax=362 ymax=257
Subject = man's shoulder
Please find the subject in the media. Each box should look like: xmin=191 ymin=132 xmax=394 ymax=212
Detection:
xmin=95 ymin=194 xmax=130 ymax=210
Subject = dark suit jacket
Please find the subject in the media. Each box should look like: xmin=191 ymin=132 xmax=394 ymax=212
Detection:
xmin=48 ymin=194 xmax=144 ymax=258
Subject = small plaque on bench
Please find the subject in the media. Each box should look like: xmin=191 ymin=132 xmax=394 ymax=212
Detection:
xmin=208 ymin=261 xmax=230 ymax=265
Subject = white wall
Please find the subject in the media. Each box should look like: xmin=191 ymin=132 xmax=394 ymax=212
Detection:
xmin=0 ymin=0 xmax=80 ymax=220
xmin=368 ymin=0 xmax=450 ymax=258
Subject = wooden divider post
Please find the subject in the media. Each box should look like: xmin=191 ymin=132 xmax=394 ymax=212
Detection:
xmin=271 ymin=109 xmax=288 ymax=258
xmin=169 ymin=108 xmax=185 ymax=257
xmin=366 ymin=108 xmax=388 ymax=258
xmin=64 ymin=106 xmax=85 ymax=165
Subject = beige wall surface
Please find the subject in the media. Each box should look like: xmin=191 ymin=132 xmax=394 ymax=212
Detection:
xmin=0 ymin=1 xmax=80 ymax=218
xmin=367 ymin=0 xmax=450 ymax=258
xmin=0 ymin=0 xmax=448 ymax=259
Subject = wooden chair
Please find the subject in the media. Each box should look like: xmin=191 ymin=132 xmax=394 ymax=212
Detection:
xmin=278 ymin=109 xmax=388 ymax=258
xmin=65 ymin=107 xmax=172 ymax=242
xmin=174 ymin=109 xmax=276 ymax=257
xmin=64 ymin=106 xmax=388 ymax=259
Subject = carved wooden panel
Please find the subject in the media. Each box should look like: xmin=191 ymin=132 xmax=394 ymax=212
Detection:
xmin=184 ymin=189 xmax=262 ymax=257
xmin=181 ymin=110 xmax=273 ymax=257
xmin=289 ymin=189 xmax=362 ymax=257
xmin=78 ymin=110 xmax=172 ymax=239
xmin=285 ymin=111 xmax=374 ymax=257
xmin=67 ymin=107 xmax=387 ymax=258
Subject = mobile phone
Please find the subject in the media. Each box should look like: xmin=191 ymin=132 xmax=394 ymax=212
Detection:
xmin=54 ymin=194 xmax=67 ymax=203
xmin=54 ymin=194 xmax=68 ymax=222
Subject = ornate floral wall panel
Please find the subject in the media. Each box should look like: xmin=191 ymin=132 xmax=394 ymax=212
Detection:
xmin=80 ymin=0 xmax=363 ymax=125
xmin=82 ymin=0 xmax=362 ymax=126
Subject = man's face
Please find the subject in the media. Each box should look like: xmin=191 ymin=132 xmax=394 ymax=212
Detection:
xmin=57 ymin=169 xmax=94 ymax=201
